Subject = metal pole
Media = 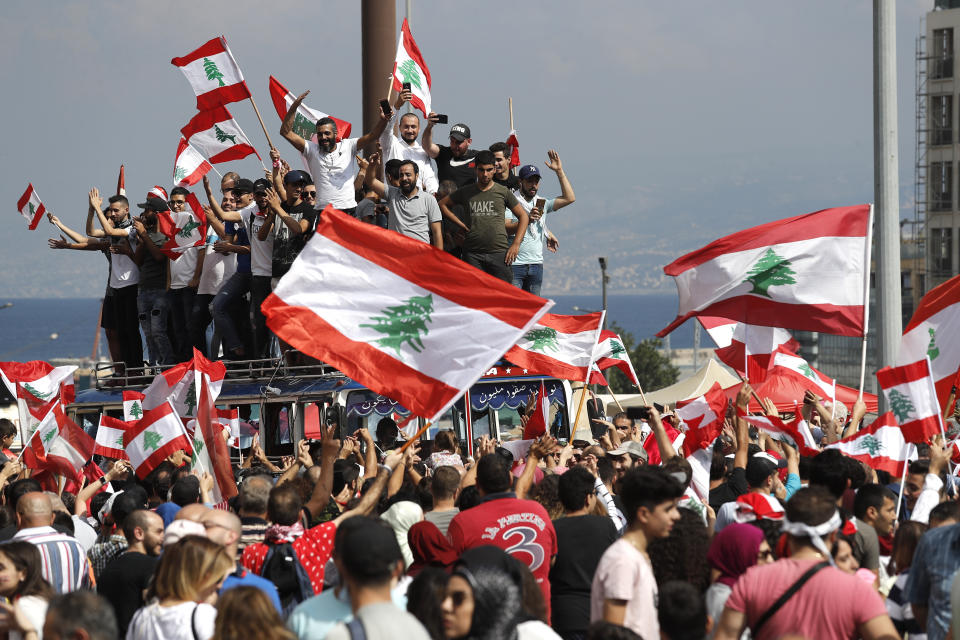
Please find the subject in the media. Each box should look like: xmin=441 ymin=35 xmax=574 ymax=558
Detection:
xmin=599 ymin=257 xmax=608 ymax=329
xmin=874 ymin=0 xmax=902 ymax=411
xmin=361 ymin=0 xmax=396 ymax=146
xmin=693 ymin=322 xmax=700 ymax=372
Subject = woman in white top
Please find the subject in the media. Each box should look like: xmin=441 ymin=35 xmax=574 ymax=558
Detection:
xmin=0 ymin=541 xmax=55 ymax=640
xmin=126 ymin=535 xmax=234 ymax=640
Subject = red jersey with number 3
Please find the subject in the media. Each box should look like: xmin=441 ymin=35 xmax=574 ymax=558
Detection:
xmin=448 ymin=495 xmax=558 ymax=620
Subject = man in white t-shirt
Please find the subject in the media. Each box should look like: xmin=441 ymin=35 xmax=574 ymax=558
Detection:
xmin=379 ymin=88 xmax=438 ymax=194
xmin=280 ymin=90 xmax=389 ymax=216
xmin=506 ymin=151 xmax=576 ymax=295
xmin=165 ymin=187 xmax=203 ymax=362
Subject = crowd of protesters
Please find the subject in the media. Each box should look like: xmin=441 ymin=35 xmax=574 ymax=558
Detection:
xmin=0 ymin=378 xmax=958 ymax=639
xmin=46 ymin=88 xmax=575 ymax=373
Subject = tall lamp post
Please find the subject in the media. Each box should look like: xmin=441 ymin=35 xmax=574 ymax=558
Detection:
xmin=598 ymin=257 xmax=608 ymax=329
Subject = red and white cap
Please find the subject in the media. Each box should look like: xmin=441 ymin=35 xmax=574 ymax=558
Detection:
xmin=734 ymin=492 xmax=785 ymax=523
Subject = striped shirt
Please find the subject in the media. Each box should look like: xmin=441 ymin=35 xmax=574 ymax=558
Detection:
xmin=13 ymin=526 xmax=92 ymax=593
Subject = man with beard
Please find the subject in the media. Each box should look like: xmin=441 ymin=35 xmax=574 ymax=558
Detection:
xmin=367 ymin=159 xmax=442 ymax=247
xmin=423 ymin=120 xmax=476 ymax=187
xmin=280 ymin=91 xmax=388 ymax=216
xmin=380 ymin=88 xmax=438 ymax=194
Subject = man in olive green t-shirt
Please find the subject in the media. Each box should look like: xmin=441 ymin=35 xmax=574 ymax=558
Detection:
xmin=439 ymin=150 xmax=530 ymax=283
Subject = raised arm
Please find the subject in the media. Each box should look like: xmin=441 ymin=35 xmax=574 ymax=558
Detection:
xmin=647 ymin=405 xmax=677 ymax=463
xmin=203 ymin=176 xmax=241 ymax=223
xmin=422 ymin=113 xmax=441 ymax=158
xmin=269 ymin=149 xmax=288 ymax=201
xmin=546 ymin=150 xmax=576 ymax=210
xmin=356 ymin=101 xmax=391 ymax=150
xmin=85 ymin=188 xmax=106 ymax=237
xmin=334 ymin=450 xmax=405 ymax=525
xmin=304 ymin=426 xmax=340 ymax=520
xmin=47 ymin=213 xmax=86 ymax=243
xmin=279 ymin=90 xmax=309 ymax=153
xmin=356 ymin=152 xmax=386 ymax=199
xmin=734 ymin=384 xmax=752 ymax=471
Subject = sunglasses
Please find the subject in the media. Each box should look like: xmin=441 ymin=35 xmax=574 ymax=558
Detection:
xmin=302 ymin=191 xmax=317 ymax=199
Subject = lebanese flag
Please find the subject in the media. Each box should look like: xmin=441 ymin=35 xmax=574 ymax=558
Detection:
xmin=701 ymin=317 xmax=800 ymax=382
xmin=173 ymin=138 xmax=213 ymax=188
xmin=117 ymin=165 xmax=126 ymax=197
xmin=0 ymin=361 xmax=77 ymax=421
xmin=156 ymin=192 xmax=208 ymax=260
xmin=523 ymin=380 xmax=549 ymax=439
xmin=181 ymin=105 xmax=259 ymax=164
xmin=769 ymin=352 xmax=835 ymax=399
xmin=592 ymin=330 xmax=640 ymax=387
xmin=214 ymin=408 xmax=242 ymax=448
xmin=391 ymin=18 xmax=432 ymax=118
xmin=21 ymin=404 xmax=95 ymax=482
xmin=193 ymin=372 xmax=238 ymax=503
xmin=899 ymin=275 xmax=960 ymax=410
xmin=94 ymin=415 xmax=129 ymax=460
xmin=643 ymin=424 xmax=685 ymax=466
xmin=506 ymin=130 xmax=520 ymax=167
xmin=825 ymin=412 xmax=917 ymax=476
xmin=268 ymin=76 xmax=351 ymax=142
xmin=505 ymin=312 xmax=605 ymax=382
xmin=677 ymin=383 xmax=728 ymax=501
xmin=123 ymin=390 xmax=145 ymax=422
xmin=141 ymin=348 xmax=226 ymax=419
xmin=170 ymin=36 xmax=252 ymax=110
xmin=736 ymin=408 xmax=820 ymax=456
xmin=877 ymin=358 xmax=944 ymax=443
xmin=149 ymin=186 xmax=168 ymax=201
xmin=125 ymin=401 xmax=194 ymax=479
xmin=261 ymin=205 xmax=553 ymax=422
xmin=658 ymin=205 xmax=873 ymax=338
xmin=17 ymin=184 xmax=45 ymax=230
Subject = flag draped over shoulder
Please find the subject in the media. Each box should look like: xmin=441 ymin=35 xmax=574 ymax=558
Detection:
xmin=899 ymin=275 xmax=960 ymax=409
xmin=268 ymin=76 xmax=352 ymax=142
xmin=392 ymin=18 xmax=432 ymax=118
xmin=181 ymin=105 xmax=259 ymax=164
xmin=677 ymin=383 xmax=728 ymax=501
xmin=504 ymin=313 xmax=605 ymax=381
xmin=16 ymin=184 xmax=45 ymax=230
xmin=825 ymin=412 xmax=916 ymax=476
xmin=262 ymin=205 xmax=553 ymax=422
xmin=877 ymin=358 xmax=944 ymax=444
xmin=171 ymin=36 xmax=251 ymax=110
xmin=658 ymin=205 xmax=872 ymax=338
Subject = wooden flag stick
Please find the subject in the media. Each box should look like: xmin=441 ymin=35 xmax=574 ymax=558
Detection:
xmin=248 ymin=95 xmax=275 ymax=150
xmin=509 ymin=97 xmax=514 ymax=131
xmin=399 ymin=422 xmax=431 ymax=453
xmin=608 ymin=387 xmax=625 ymax=413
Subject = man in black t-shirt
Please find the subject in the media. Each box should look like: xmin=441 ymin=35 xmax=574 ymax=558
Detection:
xmin=423 ymin=119 xmax=477 ymax=187
xmin=270 ymin=170 xmax=317 ymax=281
xmin=489 ymin=141 xmax=520 ymax=190
xmin=98 ymin=509 xmax=163 ymax=637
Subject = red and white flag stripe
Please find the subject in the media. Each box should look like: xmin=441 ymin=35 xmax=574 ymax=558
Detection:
xmin=16 ymin=184 xmax=45 ymax=230
xmin=736 ymin=408 xmax=820 ymax=457
xmin=170 ymin=36 xmax=252 ymax=110
xmin=22 ymin=404 xmax=94 ymax=482
xmin=0 ymin=361 xmax=76 ymax=421
xmin=505 ymin=312 xmax=605 ymax=382
xmin=770 ymin=352 xmax=835 ymax=399
xmin=124 ymin=401 xmax=194 ymax=479
xmin=659 ymin=205 xmax=872 ymax=338
xmin=877 ymin=358 xmax=944 ymax=444
xmin=700 ymin=316 xmax=799 ymax=382
xmin=181 ymin=105 xmax=259 ymax=164
xmin=123 ymin=390 xmax=145 ymax=422
xmin=825 ymin=412 xmax=917 ymax=476
xmin=592 ymin=330 xmax=640 ymax=387
xmin=268 ymin=76 xmax=352 ymax=143
xmin=156 ymin=193 xmax=208 ymax=260
xmin=391 ymin=18 xmax=432 ymax=118
xmin=95 ymin=415 xmax=130 ymax=460
xmin=899 ymin=275 xmax=960 ymax=409
xmin=262 ymin=205 xmax=553 ymax=422
xmin=173 ymin=138 xmax=213 ymax=188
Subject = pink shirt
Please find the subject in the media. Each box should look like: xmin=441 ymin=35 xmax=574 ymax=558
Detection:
xmin=724 ymin=558 xmax=888 ymax=640
xmin=590 ymin=539 xmax=658 ymax=640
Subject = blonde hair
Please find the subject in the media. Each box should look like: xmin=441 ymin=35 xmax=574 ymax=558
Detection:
xmin=152 ymin=535 xmax=233 ymax=602
xmin=212 ymin=586 xmax=294 ymax=640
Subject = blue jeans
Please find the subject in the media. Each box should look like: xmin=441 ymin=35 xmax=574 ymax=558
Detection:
xmin=512 ymin=263 xmax=543 ymax=295
xmin=138 ymin=289 xmax=174 ymax=365
xmin=213 ymin=272 xmax=251 ymax=355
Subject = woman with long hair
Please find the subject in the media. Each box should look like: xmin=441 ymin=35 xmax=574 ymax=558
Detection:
xmin=211 ymin=586 xmax=294 ymax=640
xmin=0 ymin=541 xmax=54 ymax=640
xmin=426 ymin=430 xmax=463 ymax=471
xmin=126 ymin=535 xmax=234 ymax=640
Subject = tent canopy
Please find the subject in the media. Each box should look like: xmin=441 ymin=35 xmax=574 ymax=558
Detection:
xmin=605 ymin=359 xmax=740 ymax=413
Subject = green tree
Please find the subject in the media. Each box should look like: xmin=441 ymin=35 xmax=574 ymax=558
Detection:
xmin=214 ymin=125 xmax=237 ymax=145
xmin=203 ymin=58 xmax=226 ymax=87
xmin=42 ymin=427 xmax=56 ymax=445
xmin=928 ymin=328 xmax=940 ymax=360
xmin=525 ymin=327 xmax=560 ymax=353
xmin=603 ymin=322 xmax=680 ymax=395
xmin=183 ymin=384 xmax=197 ymax=418
xmin=128 ymin=402 xmax=143 ymax=420
xmin=178 ymin=220 xmax=201 ymax=239
xmin=142 ymin=430 xmax=162 ymax=451
xmin=174 ymin=166 xmax=187 ymax=182
xmin=858 ymin=434 xmax=883 ymax=456
xmin=359 ymin=294 xmax=435 ymax=357
xmin=888 ymin=389 xmax=916 ymax=424
xmin=744 ymin=248 xmax=797 ymax=298
xmin=397 ymin=60 xmax=423 ymax=91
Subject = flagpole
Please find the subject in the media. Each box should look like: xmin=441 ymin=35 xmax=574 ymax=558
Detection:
xmin=609 ymin=388 xmax=625 ymax=413
xmin=509 ymin=97 xmax=514 ymax=131
xmin=247 ymin=96 xmax=276 ymax=150
xmin=895 ymin=445 xmax=912 ymax=518
xmin=574 ymin=311 xmax=607 ymax=429
xmin=858 ymin=204 xmax=875 ymax=402
xmin=399 ymin=422 xmax=430 ymax=453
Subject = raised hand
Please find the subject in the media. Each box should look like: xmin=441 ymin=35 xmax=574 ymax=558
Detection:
xmin=89 ymin=187 xmax=102 ymax=211
xmin=545 ymin=149 xmax=563 ymax=172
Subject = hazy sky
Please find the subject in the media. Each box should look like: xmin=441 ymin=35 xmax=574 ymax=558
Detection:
xmin=0 ymin=0 xmax=934 ymax=300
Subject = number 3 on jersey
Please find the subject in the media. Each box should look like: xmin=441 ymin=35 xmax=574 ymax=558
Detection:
xmin=502 ymin=526 xmax=545 ymax=572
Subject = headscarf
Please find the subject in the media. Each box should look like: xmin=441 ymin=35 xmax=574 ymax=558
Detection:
xmin=453 ymin=546 xmax=523 ymax=640
xmin=381 ymin=501 xmax=423 ymax=569
xmin=706 ymin=522 xmax=766 ymax=587
xmin=407 ymin=521 xmax=457 ymax=576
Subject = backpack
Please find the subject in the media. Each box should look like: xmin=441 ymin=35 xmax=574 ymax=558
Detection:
xmin=260 ymin=542 xmax=315 ymax=616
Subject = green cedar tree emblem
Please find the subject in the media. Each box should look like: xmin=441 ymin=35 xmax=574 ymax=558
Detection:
xmin=292 ymin=112 xmax=315 ymax=139
xmin=115 ymin=434 xmax=125 ymax=447
xmin=42 ymin=428 xmax=56 ymax=445
xmin=744 ymin=248 xmax=797 ymax=298
xmin=128 ymin=402 xmax=143 ymax=420
xmin=857 ymin=434 xmax=883 ymax=456
xmin=609 ymin=340 xmax=627 ymax=359
xmin=888 ymin=389 xmax=916 ymax=424
xmin=174 ymin=166 xmax=187 ymax=182
xmin=22 ymin=383 xmax=51 ymax=400
xmin=203 ymin=58 xmax=226 ymax=87
xmin=798 ymin=362 xmax=817 ymax=380
xmin=142 ymin=430 xmax=163 ymax=452
xmin=191 ymin=436 xmax=204 ymax=465
xmin=927 ymin=328 xmax=940 ymax=360
xmin=178 ymin=220 xmax=201 ymax=239
xmin=214 ymin=125 xmax=237 ymax=145
xmin=525 ymin=327 xmax=560 ymax=353
xmin=28 ymin=203 xmax=35 ymax=218
xmin=397 ymin=60 xmax=423 ymax=91
xmin=183 ymin=384 xmax=197 ymax=418
xmin=359 ymin=294 xmax=435 ymax=357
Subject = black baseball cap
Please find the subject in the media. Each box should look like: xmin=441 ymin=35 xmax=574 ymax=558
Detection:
xmin=233 ymin=178 xmax=255 ymax=194
xmin=745 ymin=452 xmax=780 ymax=487
xmin=253 ymin=178 xmax=271 ymax=194
xmin=450 ymin=124 xmax=471 ymax=141
xmin=284 ymin=170 xmax=312 ymax=185
xmin=136 ymin=197 xmax=168 ymax=213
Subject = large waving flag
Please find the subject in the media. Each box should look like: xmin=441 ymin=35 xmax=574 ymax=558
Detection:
xmin=677 ymin=383 xmax=728 ymax=501
xmin=125 ymin=402 xmax=194 ymax=479
xmin=825 ymin=412 xmax=916 ymax=476
xmin=592 ymin=330 xmax=640 ymax=387
xmin=700 ymin=317 xmax=799 ymax=382
xmin=181 ymin=105 xmax=259 ymax=164
xmin=877 ymin=358 xmax=944 ymax=444
xmin=392 ymin=18 xmax=432 ymax=118
xmin=658 ymin=205 xmax=872 ymax=338
xmin=262 ymin=205 xmax=553 ymax=422
xmin=16 ymin=184 xmax=45 ymax=230
xmin=156 ymin=193 xmax=208 ymax=260
xmin=22 ymin=404 xmax=95 ymax=482
xmin=191 ymin=352 xmax=236 ymax=504
xmin=171 ymin=36 xmax=251 ymax=110
xmin=268 ymin=76 xmax=352 ymax=142
xmin=899 ymin=275 xmax=960 ymax=410
xmin=95 ymin=415 xmax=130 ymax=460
xmin=173 ymin=138 xmax=213 ymax=188
xmin=505 ymin=312 xmax=605 ymax=382
xmin=770 ymin=352 xmax=835 ymax=399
